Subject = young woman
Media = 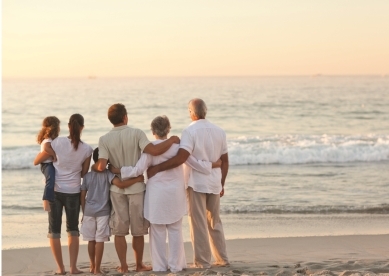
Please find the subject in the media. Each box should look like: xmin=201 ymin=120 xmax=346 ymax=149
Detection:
xmin=35 ymin=113 xmax=93 ymax=275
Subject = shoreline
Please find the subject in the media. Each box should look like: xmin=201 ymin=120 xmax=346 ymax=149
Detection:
xmin=3 ymin=234 xmax=389 ymax=275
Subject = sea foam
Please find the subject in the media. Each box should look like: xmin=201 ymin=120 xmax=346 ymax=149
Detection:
xmin=2 ymin=134 xmax=389 ymax=169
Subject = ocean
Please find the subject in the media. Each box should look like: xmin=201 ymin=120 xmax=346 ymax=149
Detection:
xmin=2 ymin=76 xmax=389 ymax=250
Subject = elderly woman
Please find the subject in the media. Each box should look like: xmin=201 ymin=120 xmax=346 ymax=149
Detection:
xmin=35 ymin=114 xmax=93 ymax=275
xmin=110 ymin=115 xmax=220 ymax=273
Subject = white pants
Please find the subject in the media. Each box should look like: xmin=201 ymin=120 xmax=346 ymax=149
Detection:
xmin=149 ymin=218 xmax=187 ymax=272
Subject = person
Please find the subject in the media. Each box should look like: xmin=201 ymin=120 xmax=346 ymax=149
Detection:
xmin=92 ymin=103 xmax=180 ymax=273
xmin=80 ymin=147 xmax=145 ymax=275
xmin=147 ymin=98 xmax=229 ymax=268
xmin=33 ymin=116 xmax=60 ymax=212
xmin=34 ymin=113 xmax=93 ymax=275
xmin=109 ymin=115 xmax=221 ymax=272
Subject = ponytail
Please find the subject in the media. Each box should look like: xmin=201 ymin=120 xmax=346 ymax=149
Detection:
xmin=68 ymin=114 xmax=84 ymax=150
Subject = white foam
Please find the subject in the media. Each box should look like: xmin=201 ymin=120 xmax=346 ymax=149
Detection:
xmin=2 ymin=134 xmax=389 ymax=169
xmin=228 ymin=134 xmax=389 ymax=165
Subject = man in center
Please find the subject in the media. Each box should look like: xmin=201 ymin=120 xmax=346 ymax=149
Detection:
xmin=92 ymin=103 xmax=179 ymax=272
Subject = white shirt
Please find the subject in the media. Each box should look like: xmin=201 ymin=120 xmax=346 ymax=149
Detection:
xmin=180 ymin=119 xmax=228 ymax=194
xmin=120 ymin=140 xmax=212 ymax=224
xmin=51 ymin=137 xmax=93 ymax=194
xmin=41 ymin=138 xmax=53 ymax=163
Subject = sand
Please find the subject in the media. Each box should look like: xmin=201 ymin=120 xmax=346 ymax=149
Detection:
xmin=2 ymin=235 xmax=389 ymax=276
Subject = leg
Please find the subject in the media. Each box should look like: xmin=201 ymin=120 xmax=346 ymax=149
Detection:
xmin=48 ymin=193 xmax=65 ymax=273
xmin=41 ymin=162 xmax=56 ymax=211
xmin=129 ymin=192 xmax=151 ymax=271
xmin=64 ymin=193 xmax=82 ymax=274
xmin=149 ymin=223 xmax=168 ymax=271
xmin=81 ymin=216 xmax=98 ymax=272
xmin=49 ymin=238 xmax=65 ymax=274
xmin=88 ymin=241 xmax=96 ymax=273
xmin=94 ymin=215 xmax=110 ymax=274
xmin=206 ymin=193 xmax=229 ymax=265
xmin=114 ymin=236 xmax=128 ymax=272
xmin=187 ymin=187 xmax=211 ymax=268
xmin=110 ymin=192 xmax=131 ymax=273
xmin=68 ymin=236 xmax=82 ymax=274
xmin=167 ymin=218 xmax=186 ymax=272
xmin=94 ymin=242 xmax=104 ymax=274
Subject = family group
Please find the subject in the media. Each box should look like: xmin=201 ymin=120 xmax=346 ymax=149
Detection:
xmin=34 ymin=98 xmax=229 ymax=275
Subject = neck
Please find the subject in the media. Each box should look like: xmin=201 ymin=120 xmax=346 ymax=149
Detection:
xmin=113 ymin=122 xmax=126 ymax=127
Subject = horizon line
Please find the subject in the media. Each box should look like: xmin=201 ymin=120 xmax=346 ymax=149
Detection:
xmin=3 ymin=74 xmax=389 ymax=80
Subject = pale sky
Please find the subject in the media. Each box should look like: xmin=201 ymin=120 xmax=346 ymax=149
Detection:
xmin=3 ymin=1 xmax=389 ymax=78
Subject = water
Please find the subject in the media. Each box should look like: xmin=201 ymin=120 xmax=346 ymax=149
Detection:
xmin=2 ymin=76 xmax=389 ymax=249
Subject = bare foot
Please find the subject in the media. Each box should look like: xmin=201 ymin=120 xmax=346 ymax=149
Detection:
xmin=116 ymin=266 xmax=129 ymax=273
xmin=136 ymin=264 xmax=152 ymax=272
xmin=69 ymin=268 xmax=83 ymax=274
xmin=43 ymin=200 xmax=51 ymax=212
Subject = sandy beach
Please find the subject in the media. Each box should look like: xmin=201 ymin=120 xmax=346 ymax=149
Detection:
xmin=2 ymin=234 xmax=389 ymax=276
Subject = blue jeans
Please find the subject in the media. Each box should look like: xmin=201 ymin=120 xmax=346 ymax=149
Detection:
xmin=40 ymin=162 xmax=55 ymax=201
xmin=48 ymin=192 xmax=80 ymax=239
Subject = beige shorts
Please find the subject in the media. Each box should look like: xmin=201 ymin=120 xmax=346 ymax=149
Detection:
xmin=109 ymin=191 xmax=149 ymax=236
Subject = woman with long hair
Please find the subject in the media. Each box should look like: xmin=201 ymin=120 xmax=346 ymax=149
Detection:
xmin=35 ymin=114 xmax=93 ymax=275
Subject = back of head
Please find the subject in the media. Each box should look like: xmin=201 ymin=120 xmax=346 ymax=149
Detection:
xmin=189 ymin=98 xmax=207 ymax=119
xmin=93 ymin=147 xmax=99 ymax=163
xmin=37 ymin=116 xmax=60 ymax=144
xmin=108 ymin=103 xmax=127 ymax=125
xmin=68 ymin=114 xmax=84 ymax=150
xmin=151 ymin=115 xmax=171 ymax=138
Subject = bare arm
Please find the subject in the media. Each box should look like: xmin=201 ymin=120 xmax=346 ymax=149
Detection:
xmin=80 ymin=190 xmax=87 ymax=214
xmin=112 ymin=175 xmax=145 ymax=189
xmin=147 ymin=148 xmax=190 ymax=178
xmin=81 ymin=155 xmax=92 ymax=177
xmin=33 ymin=151 xmax=51 ymax=166
xmin=91 ymin=158 xmax=108 ymax=172
xmin=143 ymin=136 xmax=180 ymax=156
xmin=220 ymin=153 xmax=229 ymax=197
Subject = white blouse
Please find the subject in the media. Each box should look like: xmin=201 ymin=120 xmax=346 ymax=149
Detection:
xmin=120 ymin=139 xmax=212 ymax=224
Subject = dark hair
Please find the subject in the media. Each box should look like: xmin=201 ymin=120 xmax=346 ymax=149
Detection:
xmin=151 ymin=115 xmax=171 ymax=138
xmin=37 ymin=116 xmax=60 ymax=144
xmin=93 ymin=147 xmax=99 ymax=163
xmin=108 ymin=103 xmax=127 ymax=125
xmin=68 ymin=114 xmax=84 ymax=150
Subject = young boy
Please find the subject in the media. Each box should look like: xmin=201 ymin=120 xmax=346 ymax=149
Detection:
xmin=80 ymin=147 xmax=144 ymax=275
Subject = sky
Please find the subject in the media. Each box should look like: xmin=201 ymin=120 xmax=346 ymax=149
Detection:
xmin=2 ymin=0 xmax=389 ymax=78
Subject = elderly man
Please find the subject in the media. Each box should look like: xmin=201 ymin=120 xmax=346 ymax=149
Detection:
xmin=92 ymin=103 xmax=179 ymax=272
xmin=147 ymin=98 xmax=229 ymax=268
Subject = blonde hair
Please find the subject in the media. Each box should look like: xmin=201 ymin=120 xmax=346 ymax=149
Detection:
xmin=36 ymin=116 xmax=60 ymax=144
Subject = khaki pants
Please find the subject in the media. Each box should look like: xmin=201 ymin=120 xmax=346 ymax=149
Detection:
xmin=187 ymin=187 xmax=229 ymax=268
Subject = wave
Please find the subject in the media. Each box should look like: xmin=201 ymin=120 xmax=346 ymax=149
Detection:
xmin=3 ymin=203 xmax=388 ymax=215
xmin=228 ymin=134 xmax=389 ymax=165
xmin=2 ymin=134 xmax=389 ymax=169
xmin=221 ymin=204 xmax=389 ymax=214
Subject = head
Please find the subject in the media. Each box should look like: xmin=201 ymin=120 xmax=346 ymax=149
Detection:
xmin=37 ymin=116 xmax=61 ymax=144
xmin=68 ymin=114 xmax=84 ymax=150
xmin=188 ymin=98 xmax=207 ymax=120
xmin=151 ymin=115 xmax=171 ymax=139
xmin=108 ymin=103 xmax=128 ymax=126
xmin=93 ymin=147 xmax=99 ymax=163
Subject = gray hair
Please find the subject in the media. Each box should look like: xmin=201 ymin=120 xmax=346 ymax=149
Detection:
xmin=189 ymin=98 xmax=207 ymax=119
xmin=151 ymin=115 xmax=171 ymax=138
